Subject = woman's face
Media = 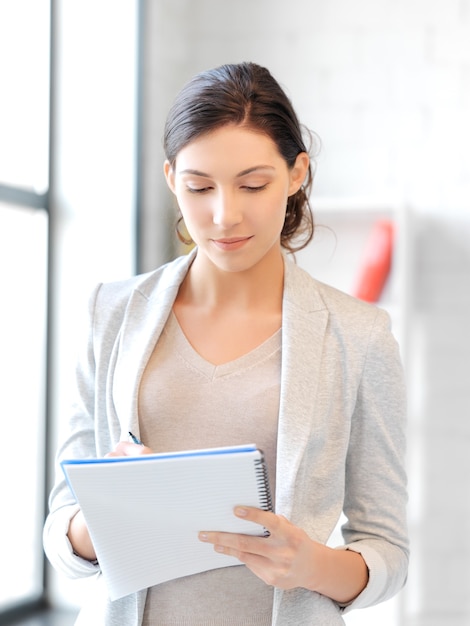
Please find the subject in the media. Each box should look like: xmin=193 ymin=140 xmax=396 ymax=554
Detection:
xmin=164 ymin=125 xmax=308 ymax=275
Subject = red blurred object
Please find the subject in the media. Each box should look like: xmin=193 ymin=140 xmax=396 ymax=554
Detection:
xmin=353 ymin=219 xmax=394 ymax=303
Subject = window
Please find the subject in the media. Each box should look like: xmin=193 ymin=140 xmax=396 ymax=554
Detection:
xmin=0 ymin=1 xmax=50 ymax=193
xmin=0 ymin=0 xmax=51 ymax=613
xmin=0 ymin=203 xmax=48 ymax=611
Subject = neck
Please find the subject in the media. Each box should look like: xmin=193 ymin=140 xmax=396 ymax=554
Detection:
xmin=179 ymin=249 xmax=285 ymax=312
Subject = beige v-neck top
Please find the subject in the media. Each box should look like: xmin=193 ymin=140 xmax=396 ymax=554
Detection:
xmin=139 ymin=312 xmax=281 ymax=625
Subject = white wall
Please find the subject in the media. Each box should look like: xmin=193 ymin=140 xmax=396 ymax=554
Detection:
xmin=143 ymin=0 xmax=470 ymax=211
xmin=141 ymin=1 xmax=470 ymax=625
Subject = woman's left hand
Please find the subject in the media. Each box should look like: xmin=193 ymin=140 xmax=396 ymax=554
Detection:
xmin=198 ymin=506 xmax=321 ymax=591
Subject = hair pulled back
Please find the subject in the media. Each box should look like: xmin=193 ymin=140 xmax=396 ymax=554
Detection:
xmin=164 ymin=62 xmax=318 ymax=253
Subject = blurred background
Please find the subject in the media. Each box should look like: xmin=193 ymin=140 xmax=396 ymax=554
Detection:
xmin=1 ymin=0 xmax=469 ymax=624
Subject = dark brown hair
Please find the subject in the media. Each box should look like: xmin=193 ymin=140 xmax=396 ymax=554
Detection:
xmin=164 ymin=62 xmax=319 ymax=252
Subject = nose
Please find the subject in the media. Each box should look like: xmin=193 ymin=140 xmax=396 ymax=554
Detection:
xmin=212 ymin=190 xmax=242 ymax=228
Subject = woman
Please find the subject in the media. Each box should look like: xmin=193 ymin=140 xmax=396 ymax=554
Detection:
xmin=44 ymin=62 xmax=408 ymax=625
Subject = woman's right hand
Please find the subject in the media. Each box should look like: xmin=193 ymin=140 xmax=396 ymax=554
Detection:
xmin=106 ymin=441 xmax=154 ymax=457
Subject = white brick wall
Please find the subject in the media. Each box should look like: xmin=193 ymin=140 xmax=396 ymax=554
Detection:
xmin=141 ymin=2 xmax=470 ymax=623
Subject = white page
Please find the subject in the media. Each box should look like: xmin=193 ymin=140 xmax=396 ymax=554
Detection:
xmin=62 ymin=445 xmax=272 ymax=600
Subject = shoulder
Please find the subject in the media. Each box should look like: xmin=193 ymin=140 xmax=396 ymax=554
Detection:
xmin=284 ymin=259 xmax=404 ymax=389
xmin=93 ymin=252 xmax=194 ymax=309
xmin=85 ymin=252 xmax=195 ymax=335
xmin=284 ymin=256 xmax=390 ymax=332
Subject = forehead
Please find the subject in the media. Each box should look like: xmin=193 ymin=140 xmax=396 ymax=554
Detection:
xmin=175 ymin=125 xmax=285 ymax=174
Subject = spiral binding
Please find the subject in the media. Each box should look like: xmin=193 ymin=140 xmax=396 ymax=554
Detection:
xmin=254 ymin=451 xmax=273 ymax=537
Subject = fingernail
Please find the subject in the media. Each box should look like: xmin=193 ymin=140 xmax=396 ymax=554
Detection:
xmin=199 ymin=532 xmax=208 ymax=541
xmin=235 ymin=507 xmax=247 ymax=517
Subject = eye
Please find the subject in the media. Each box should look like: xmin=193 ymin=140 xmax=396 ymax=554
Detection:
xmin=242 ymin=184 xmax=268 ymax=192
xmin=186 ymin=186 xmax=212 ymax=194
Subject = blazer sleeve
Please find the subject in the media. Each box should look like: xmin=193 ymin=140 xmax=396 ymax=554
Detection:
xmin=341 ymin=308 xmax=409 ymax=612
xmin=43 ymin=284 xmax=103 ymax=579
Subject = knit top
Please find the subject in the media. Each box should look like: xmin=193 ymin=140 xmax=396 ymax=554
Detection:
xmin=139 ymin=312 xmax=281 ymax=625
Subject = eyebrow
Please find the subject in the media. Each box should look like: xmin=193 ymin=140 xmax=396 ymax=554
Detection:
xmin=178 ymin=165 xmax=275 ymax=178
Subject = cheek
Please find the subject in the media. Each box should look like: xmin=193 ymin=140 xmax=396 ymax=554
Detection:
xmin=263 ymin=191 xmax=289 ymax=222
xmin=177 ymin=195 xmax=205 ymax=219
xmin=177 ymin=199 xmax=214 ymax=240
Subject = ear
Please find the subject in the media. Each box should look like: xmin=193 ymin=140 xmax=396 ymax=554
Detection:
xmin=288 ymin=152 xmax=310 ymax=196
xmin=164 ymin=160 xmax=176 ymax=194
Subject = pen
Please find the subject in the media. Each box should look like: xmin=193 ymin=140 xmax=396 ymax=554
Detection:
xmin=128 ymin=431 xmax=144 ymax=446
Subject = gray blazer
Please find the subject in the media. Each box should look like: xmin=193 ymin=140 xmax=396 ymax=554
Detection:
xmin=44 ymin=250 xmax=408 ymax=625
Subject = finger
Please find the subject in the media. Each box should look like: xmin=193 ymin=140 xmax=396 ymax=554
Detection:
xmin=199 ymin=530 xmax=271 ymax=559
xmin=233 ymin=506 xmax=281 ymax=534
xmin=107 ymin=441 xmax=153 ymax=457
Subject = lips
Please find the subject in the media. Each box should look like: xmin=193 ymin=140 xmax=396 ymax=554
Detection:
xmin=214 ymin=237 xmax=250 ymax=244
xmin=211 ymin=236 xmax=253 ymax=250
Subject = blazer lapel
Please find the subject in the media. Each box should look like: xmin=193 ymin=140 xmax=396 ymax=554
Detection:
xmin=276 ymin=258 xmax=329 ymax=519
xmin=111 ymin=251 xmax=196 ymax=440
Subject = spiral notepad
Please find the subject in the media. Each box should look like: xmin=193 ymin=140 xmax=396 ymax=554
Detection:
xmin=61 ymin=444 xmax=272 ymax=600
